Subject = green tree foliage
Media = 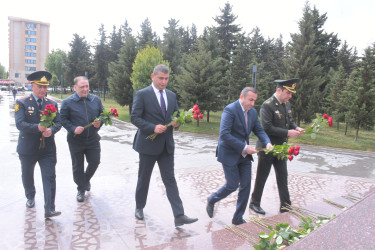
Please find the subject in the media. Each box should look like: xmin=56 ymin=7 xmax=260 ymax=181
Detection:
xmin=162 ymin=19 xmax=183 ymax=75
xmin=92 ymin=24 xmax=110 ymax=95
xmin=65 ymin=34 xmax=93 ymax=86
xmin=0 ymin=63 xmax=7 ymax=79
xmin=181 ymin=24 xmax=198 ymax=54
xmin=338 ymin=41 xmax=358 ymax=76
xmin=44 ymin=49 xmax=67 ymax=87
xmin=286 ymin=3 xmax=324 ymax=124
xmin=176 ymin=42 xmax=227 ymax=122
xmin=345 ymin=45 xmax=375 ymax=140
xmin=137 ymin=18 xmax=157 ymax=49
xmin=108 ymin=25 xmax=124 ymax=63
xmin=131 ymin=46 xmax=169 ymax=92
xmin=213 ymin=2 xmax=242 ymax=61
xmin=108 ymin=33 xmax=138 ymax=114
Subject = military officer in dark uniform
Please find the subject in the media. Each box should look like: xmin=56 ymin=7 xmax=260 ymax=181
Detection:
xmin=15 ymin=71 xmax=62 ymax=218
xmin=250 ymin=78 xmax=305 ymax=215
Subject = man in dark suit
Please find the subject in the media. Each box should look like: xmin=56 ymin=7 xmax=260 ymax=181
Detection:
xmin=131 ymin=64 xmax=198 ymax=227
xmin=206 ymin=87 xmax=272 ymax=225
xmin=250 ymin=79 xmax=305 ymax=215
xmin=15 ymin=71 xmax=62 ymax=218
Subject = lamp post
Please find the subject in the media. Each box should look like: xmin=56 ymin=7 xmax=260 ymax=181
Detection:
xmin=252 ymin=65 xmax=257 ymax=89
xmin=60 ymin=74 xmax=63 ymax=99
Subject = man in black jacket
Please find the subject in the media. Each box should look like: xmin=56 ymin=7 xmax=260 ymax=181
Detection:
xmin=131 ymin=64 xmax=198 ymax=227
xmin=60 ymin=76 xmax=104 ymax=202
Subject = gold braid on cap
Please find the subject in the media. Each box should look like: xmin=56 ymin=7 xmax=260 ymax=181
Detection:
xmin=283 ymin=83 xmax=296 ymax=93
xmin=32 ymin=76 xmax=49 ymax=85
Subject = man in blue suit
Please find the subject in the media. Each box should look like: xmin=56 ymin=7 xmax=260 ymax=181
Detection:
xmin=206 ymin=87 xmax=272 ymax=225
xmin=131 ymin=64 xmax=198 ymax=227
xmin=15 ymin=71 xmax=62 ymax=218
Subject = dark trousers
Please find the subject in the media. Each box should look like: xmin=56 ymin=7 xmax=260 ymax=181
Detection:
xmin=136 ymin=149 xmax=184 ymax=217
xmin=251 ymin=151 xmax=291 ymax=210
xmin=209 ymin=156 xmax=252 ymax=223
xmin=19 ymin=153 xmax=57 ymax=212
xmin=68 ymin=141 xmax=101 ymax=192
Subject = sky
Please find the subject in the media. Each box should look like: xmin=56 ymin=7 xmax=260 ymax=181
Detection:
xmin=2 ymin=0 xmax=375 ymax=71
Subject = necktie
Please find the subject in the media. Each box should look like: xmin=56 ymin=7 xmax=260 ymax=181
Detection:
xmin=159 ymin=90 xmax=166 ymax=117
xmin=37 ymin=99 xmax=42 ymax=110
xmin=244 ymin=110 xmax=248 ymax=130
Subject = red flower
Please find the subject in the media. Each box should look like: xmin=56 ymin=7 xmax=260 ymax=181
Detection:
xmin=295 ymin=145 xmax=300 ymax=151
xmin=195 ymin=108 xmax=200 ymax=114
xmin=294 ymin=150 xmax=299 ymax=156
xmin=288 ymin=155 xmax=294 ymax=161
xmin=193 ymin=114 xmax=199 ymax=120
xmin=193 ymin=104 xmax=199 ymax=111
xmin=43 ymin=110 xmax=49 ymax=116
xmin=323 ymin=113 xmax=329 ymax=119
xmin=288 ymin=146 xmax=295 ymax=155
xmin=199 ymin=113 xmax=203 ymax=119
xmin=328 ymin=116 xmax=333 ymax=127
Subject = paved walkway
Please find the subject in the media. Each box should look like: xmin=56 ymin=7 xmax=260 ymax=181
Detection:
xmin=1 ymin=91 xmax=374 ymax=249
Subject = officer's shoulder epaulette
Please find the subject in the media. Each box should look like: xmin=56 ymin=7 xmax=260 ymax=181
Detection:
xmin=19 ymin=96 xmax=30 ymax=101
xmin=264 ymin=97 xmax=273 ymax=105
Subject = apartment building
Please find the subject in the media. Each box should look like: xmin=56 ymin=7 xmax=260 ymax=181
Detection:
xmin=8 ymin=16 xmax=49 ymax=87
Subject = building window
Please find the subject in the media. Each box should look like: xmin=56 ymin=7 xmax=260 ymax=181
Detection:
xmin=25 ymin=52 xmax=37 ymax=57
xmin=25 ymin=59 xmax=37 ymax=64
xmin=25 ymin=30 xmax=36 ymax=36
xmin=25 ymin=67 xmax=36 ymax=71
xmin=26 ymin=23 xmax=36 ymax=29
xmin=25 ymin=45 xmax=37 ymax=50
xmin=26 ymin=38 xmax=36 ymax=43
xmin=15 ymin=73 xmax=21 ymax=78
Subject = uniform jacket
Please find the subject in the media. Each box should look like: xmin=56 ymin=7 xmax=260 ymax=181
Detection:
xmin=256 ymin=95 xmax=298 ymax=147
xmin=15 ymin=95 xmax=61 ymax=155
xmin=217 ymin=100 xmax=270 ymax=167
xmin=60 ymin=93 xmax=104 ymax=145
xmin=131 ymin=85 xmax=178 ymax=156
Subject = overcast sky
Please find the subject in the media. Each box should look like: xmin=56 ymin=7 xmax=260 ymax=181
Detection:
xmin=2 ymin=0 xmax=374 ymax=71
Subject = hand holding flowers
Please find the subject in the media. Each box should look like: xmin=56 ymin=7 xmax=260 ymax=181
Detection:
xmin=147 ymin=104 xmax=203 ymax=141
xmin=76 ymin=108 xmax=119 ymax=136
xmin=265 ymin=143 xmax=300 ymax=161
xmin=39 ymin=104 xmax=58 ymax=149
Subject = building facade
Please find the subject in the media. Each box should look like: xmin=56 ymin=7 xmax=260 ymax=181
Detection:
xmin=8 ymin=17 xmax=50 ymax=87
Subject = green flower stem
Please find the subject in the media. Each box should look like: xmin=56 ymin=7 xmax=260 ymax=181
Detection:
xmin=323 ymin=198 xmax=347 ymax=209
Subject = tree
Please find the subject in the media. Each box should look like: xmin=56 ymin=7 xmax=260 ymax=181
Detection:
xmin=137 ymin=18 xmax=157 ymax=49
xmin=131 ymin=46 xmax=169 ymax=92
xmin=65 ymin=34 xmax=93 ymax=86
xmin=108 ymin=33 xmax=138 ymax=114
xmin=176 ymin=42 xmax=227 ymax=122
xmin=92 ymin=24 xmax=110 ymax=98
xmin=286 ymin=3 xmax=324 ymax=124
xmin=213 ymin=2 xmax=242 ymax=62
xmin=44 ymin=49 xmax=67 ymax=88
xmin=108 ymin=25 xmax=124 ymax=63
xmin=345 ymin=45 xmax=375 ymax=141
xmin=181 ymin=24 xmax=198 ymax=54
xmin=162 ymin=19 xmax=183 ymax=75
xmin=0 ymin=63 xmax=6 ymax=79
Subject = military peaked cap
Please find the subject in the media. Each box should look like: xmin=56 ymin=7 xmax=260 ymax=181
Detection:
xmin=27 ymin=71 xmax=52 ymax=86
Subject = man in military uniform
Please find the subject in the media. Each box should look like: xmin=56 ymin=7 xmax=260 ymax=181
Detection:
xmin=15 ymin=71 xmax=62 ymax=218
xmin=249 ymin=78 xmax=305 ymax=215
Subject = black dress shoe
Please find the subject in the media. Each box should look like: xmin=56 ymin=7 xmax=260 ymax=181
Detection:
xmin=76 ymin=191 xmax=85 ymax=202
xmin=85 ymin=182 xmax=91 ymax=191
xmin=206 ymin=198 xmax=214 ymax=218
xmin=250 ymin=203 xmax=266 ymax=215
xmin=232 ymin=219 xmax=246 ymax=225
xmin=174 ymin=215 xmax=198 ymax=227
xmin=135 ymin=208 xmax=144 ymax=220
xmin=26 ymin=199 xmax=35 ymax=208
xmin=45 ymin=210 xmax=61 ymax=218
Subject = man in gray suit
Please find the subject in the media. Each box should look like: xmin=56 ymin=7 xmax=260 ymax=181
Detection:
xmin=131 ymin=64 xmax=198 ymax=227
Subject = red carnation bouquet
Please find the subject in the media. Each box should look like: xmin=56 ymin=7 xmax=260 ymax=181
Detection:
xmin=305 ymin=113 xmax=333 ymax=139
xmin=78 ymin=108 xmax=119 ymax=136
xmin=265 ymin=143 xmax=300 ymax=161
xmin=147 ymin=104 xmax=203 ymax=141
xmin=39 ymin=104 xmax=58 ymax=149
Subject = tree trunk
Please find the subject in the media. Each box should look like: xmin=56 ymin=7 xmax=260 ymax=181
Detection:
xmin=129 ymin=104 xmax=132 ymax=115
xmin=345 ymin=122 xmax=348 ymax=135
xmin=196 ymin=118 xmax=200 ymax=127
xmin=355 ymin=127 xmax=359 ymax=141
xmin=336 ymin=121 xmax=339 ymax=130
xmin=207 ymin=110 xmax=210 ymax=123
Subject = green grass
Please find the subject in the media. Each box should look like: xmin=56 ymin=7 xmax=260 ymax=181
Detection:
xmin=51 ymin=93 xmax=375 ymax=152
